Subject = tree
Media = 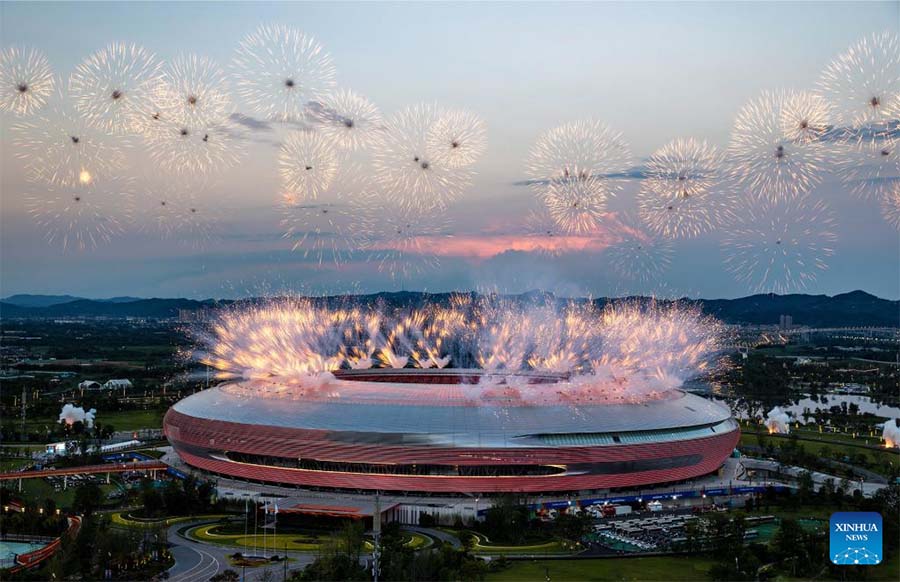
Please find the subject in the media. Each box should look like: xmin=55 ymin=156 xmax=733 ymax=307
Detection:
xmin=73 ymin=482 xmax=103 ymax=515
xmin=210 ymin=569 xmax=239 ymax=582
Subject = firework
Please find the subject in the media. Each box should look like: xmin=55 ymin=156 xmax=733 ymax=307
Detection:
xmin=780 ymin=91 xmax=834 ymax=145
xmin=144 ymin=115 xmax=244 ymax=177
xmin=154 ymin=54 xmax=233 ymax=132
xmin=0 ymin=46 xmax=54 ymax=115
xmin=882 ymin=182 xmax=900 ymax=229
xmin=818 ymin=32 xmax=900 ymax=139
xmin=373 ymin=103 xmax=473 ymax=211
xmin=278 ymin=130 xmax=340 ymax=201
xmin=638 ymin=137 xmax=729 ymax=238
xmin=543 ymin=174 xmax=612 ymax=234
xmin=833 ymin=135 xmax=900 ymax=200
xmin=605 ymin=215 xmax=674 ymax=284
xmin=280 ymin=170 xmax=375 ymax=265
xmin=727 ymin=90 xmax=828 ymax=201
xmin=25 ymin=177 xmax=135 ymax=251
xmin=524 ymin=119 xmax=631 ymax=190
xmin=140 ymin=178 xmax=218 ymax=247
xmin=232 ymin=24 xmax=336 ymax=122
xmin=365 ymin=200 xmax=450 ymax=279
xmin=308 ymin=89 xmax=384 ymax=151
xmin=426 ymin=108 xmax=487 ymax=168
xmin=11 ymin=88 xmax=127 ymax=187
xmin=68 ymin=43 xmax=163 ymax=134
xmin=721 ymin=194 xmax=837 ymax=294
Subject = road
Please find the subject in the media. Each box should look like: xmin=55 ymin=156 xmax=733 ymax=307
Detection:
xmin=166 ymin=519 xmax=316 ymax=582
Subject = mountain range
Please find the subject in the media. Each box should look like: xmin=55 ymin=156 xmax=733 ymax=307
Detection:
xmin=1 ymin=290 xmax=897 ymax=327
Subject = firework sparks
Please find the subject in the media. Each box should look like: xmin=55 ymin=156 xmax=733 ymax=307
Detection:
xmin=140 ymin=178 xmax=219 ymax=247
xmin=833 ymin=135 xmax=900 ymax=200
xmin=278 ymin=130 xmax=340 ymax=201
xmin=364 ymin=200 xmax=450 ymax=280
xmin=232 ymin=24 xmax=336 ymax=122
xmin=68 ymin=43 xmax=163 ymax=134
xmin=524 ymin=119 xmax=631 ymax=189
xmin=0 ymin=46 xmax=54 ymax=115
xmin=818 ymin=32 xmax=900 ymax=140
xmin=144 ymin=115 xmax=244 ymax=177
xmin=780 ymin=91 xmax=834 ymax=144
xmin=154 ymin=54 xmax=233 ymax=132
xmin=12 ymin=88 xmax=127 ymax=187
xmin=638 ymin=138 xmax=729 ymax=238
xmin=308 ymin=89 xmax=384 ymax=151
xmin=727 ymin=90 xmax=827 ymax=201
xmin=25 ymin=177 xmax=135 ymax=251
xmin=882 ymin=182 xmax=900 ymax=229
xmin=721 ymin=194 xmax=837 ymax=294
xmin=543 ymin=174 xmax=612 ymax=234
xmin=373 ymin=103 xmax=473 ymax=211
xmin=426 ymin=108 xmax=487 ymax=168
xmin=605 ymin=215 xmax=674 ymax=284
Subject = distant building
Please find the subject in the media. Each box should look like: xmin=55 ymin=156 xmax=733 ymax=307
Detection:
xmin=103 ymin=379 xmax=133 ymax=390
xmin=79 ymin=380 xmax=102 ymax=390
xmin=178 ymin=308 xmax=215 ymax=323
xmin=779 ymin=314 xmax=793 ymax=330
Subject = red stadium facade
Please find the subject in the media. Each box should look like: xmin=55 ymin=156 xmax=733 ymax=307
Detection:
xmin=164 ymin=369 xmax=740 ymax=495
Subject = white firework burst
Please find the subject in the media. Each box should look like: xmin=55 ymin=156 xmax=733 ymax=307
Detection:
xmin=11 ymin=88 xmax=127 ymax=187
xmin=780 ymin=91 xmax=834 ymax=144
xmin=144 ymin=115 xmax=244 ymax=177
xmin=0 ymin=46 xmax=54 ymax=115
xmin=278 ymin=130 xmax=340 ymax=201
xmin=426 ymin=108 xmax=487 ymax=168
xmin=25 ymin=177 xmax=135 ymax=251
xmin=524 ymin=119 xmax=631 ymax=190
xmin=139 ymin=178 xmax=218 ymax=247
xmin=308 ymin=89 xmax=384 ymax=151
xmin=727 ymin=90 xmax=828 ymax=201
xmin=638 ymin=138 xmax=729 ymax=238
xmin=721 ymin=194 xmax=837 ymax=294
xmin=68 ymin=43 xmax=163 ymax=135
xmin=280 ymin=170 xmax=375 ymax=265
xmin=818 ymin=31 xmax=900 ymax=138
xmin=232 ymin=24 xmax=336 ymax=122
xmin=154 ymin=54 xmax=233 ymax=131
xmin=833 ymin=135 xmax=900 ymax=200
xmin=543 ymin=174 xmax=612 ymax=234
xmin=882 ymin=181 xmax=900 ymax=229
xmin=606 ymin=215 xmax=674 ymax=284
xmin=373 ymin=103 xmax=473 ymax=211
xmin=364 ymin=200 xmax=450 ymax=280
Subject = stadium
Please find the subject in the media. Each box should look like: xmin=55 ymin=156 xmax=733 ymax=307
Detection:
xmin=163 ymin=368 xmax=740 ymax=495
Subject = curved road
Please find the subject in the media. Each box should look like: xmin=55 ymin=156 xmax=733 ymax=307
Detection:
xmin=166 ymin=520 xmax=315 ymax=582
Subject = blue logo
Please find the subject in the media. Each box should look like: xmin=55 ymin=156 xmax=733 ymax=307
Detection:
xmin=830 ymin=512 xmax=882 ymax=565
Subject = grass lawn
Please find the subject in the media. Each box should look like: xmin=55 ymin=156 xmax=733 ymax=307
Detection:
xmin=459 ymin=530 xmax=572 ymax=555
xmin=1 ymin=409 xmax=166 ymax=434
xmin=10 ymin=477 xmax=120 ymax=509
xmin=738 ymin=433 xmax=897 ymax=475
xmin=486 ymin=556 xmax=716 ymax=581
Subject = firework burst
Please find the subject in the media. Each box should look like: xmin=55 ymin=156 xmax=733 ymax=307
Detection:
xmin=154 ymin=54 xmax=233 ymax=131
xmin=605 ymin=215 xmax=674 ymax=284
xmin=818 ymin=32 xmax=900 ymax=139
xmin=139 ymin=178 xmax=218 ymax=247
xmin=0 ymin=46 xmax=54 ymax=115
xmin=543 ymin=174 xmax=612 ymax=234
xmin=308 ymin=89 xmax=384 ymax=151
xmin=12 ymin=88 xmax=127 ymax=187
xmin=426 ymin=108 xmax=487 ymax=168
xmin=144 ymin=115 xmax=244 ymax=177
xmin=524 ymin=119 xmax=631 ymax=189
xmin=373 ymin=103 xmax=473 ymax=211
xmin=780 ymin=91 xmax=834 ymax=144
xmin=232 ymin=24 xmax=336 ymax=122
xmin=727 ymin=90 xmax=828 ymax=201
xmin=68 ymin=43 xmax=163 ymax=134
xmin=638 ymin=137 xmax=729 ymax=238
xmin=721 ymin=194 xmax=837 ymax=294
xmin=833 ymin=135 xmax=900 ymax=200
xmin=278 ymin=130 xmax=340 ymax=201
xmin=882 ymin=182 xmax=900 ymax=229
xmin=25 ymin=177 xmax=135 ymax=251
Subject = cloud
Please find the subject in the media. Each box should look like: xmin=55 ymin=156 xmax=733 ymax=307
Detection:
xmin=512 ymin=165 xmax=648 ymax=186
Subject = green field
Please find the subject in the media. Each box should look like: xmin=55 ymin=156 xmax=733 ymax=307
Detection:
xmin=1 ymin=408 xmax=166 ymax=434
xmin=486 ymin=556 xmax=715 ymax=581
xmin=9 ymin=477 xmax=121 ymax=509
xmin=738 ymin=431 xmax=898 ymax=475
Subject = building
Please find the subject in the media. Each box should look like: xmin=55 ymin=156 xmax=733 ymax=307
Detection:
xmin=164 ymin=369 xmax=740 ymax=495
xmin=78 ymin=380 xmax=101 ymax=390
xmin=103 ymin=379 xmax=132 ymax=390
xmin=779 ymin=314 xmax=793 ymax=330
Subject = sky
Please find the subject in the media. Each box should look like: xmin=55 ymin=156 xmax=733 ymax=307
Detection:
xmin=1 ymin=1 xmax=899 ymax=300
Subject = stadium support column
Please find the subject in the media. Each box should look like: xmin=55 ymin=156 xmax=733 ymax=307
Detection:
xmin=373 ymin=493 xmax=381 ymax=582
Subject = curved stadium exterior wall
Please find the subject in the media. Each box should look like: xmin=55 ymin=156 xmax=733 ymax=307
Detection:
xmin=164 ymin=369 xmax=740 ymax=494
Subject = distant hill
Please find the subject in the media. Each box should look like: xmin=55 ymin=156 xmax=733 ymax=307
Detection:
xmin=0 ymin=291 xmax=897 ymax=327
xmin=1 ymin=294 xmax=85 ymax=307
